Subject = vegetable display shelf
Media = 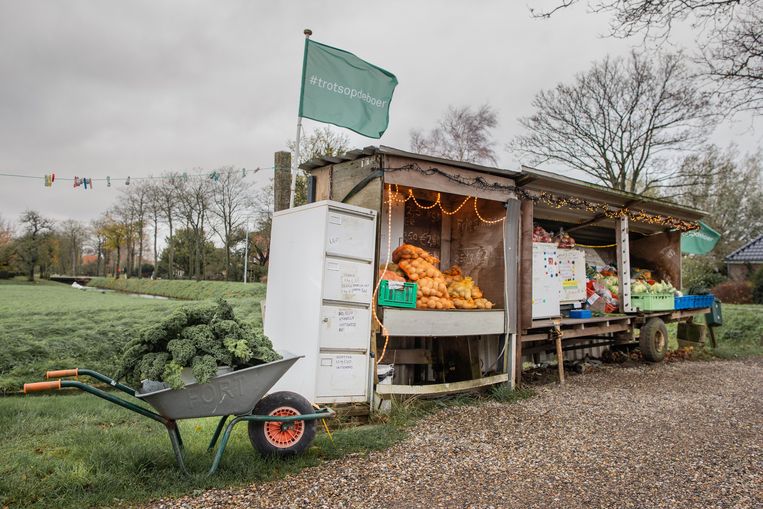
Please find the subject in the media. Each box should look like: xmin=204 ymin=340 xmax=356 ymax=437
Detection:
xmin=378 ymin=280 xmax=417 ymax=308
xmin=630 ymin=293 xmax=674 ymax=312
xmin=674 ymin=294 xmax=714 ymax=310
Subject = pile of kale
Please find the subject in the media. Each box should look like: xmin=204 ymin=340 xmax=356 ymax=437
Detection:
xmin=115 ymin=299 xmax=280 ymax=390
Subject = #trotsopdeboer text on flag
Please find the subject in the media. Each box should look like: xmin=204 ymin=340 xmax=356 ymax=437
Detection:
xmin=298 ymin=39 xmax=398 ymax=139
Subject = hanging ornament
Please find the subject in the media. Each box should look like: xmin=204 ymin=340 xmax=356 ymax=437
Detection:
xmin=241 ymin=168 xmax=247 ymax=177
xmin=73 ymin=176 xmax=81 ymax=188
xmin=51 ymin=172 xmax=55 ymax=183
xmin=44 ymin=174 xmax=51 ymax=187
xmin=209 ymin=170 xmax=220 ymax=182
xmin=125 ymin=176 xmax=130 ymax=186
xmin=83 ymin=178 xmax=88 ymax=190
xmin=106 ymin=176 xmax=111 ymax=187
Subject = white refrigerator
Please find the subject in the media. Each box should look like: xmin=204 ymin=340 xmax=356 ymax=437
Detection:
xmin=265 ymin=201 xmax=377 ymax=404
xmin=532 ymin=242 xmax=561 ymax=318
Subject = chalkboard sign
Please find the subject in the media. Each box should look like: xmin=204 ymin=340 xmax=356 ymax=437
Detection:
xmin=404 ymin=199 xmax=441 ymax=256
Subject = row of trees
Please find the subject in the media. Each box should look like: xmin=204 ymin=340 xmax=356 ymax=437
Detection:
xmin=0 ymin=168 xmax=257 ymax=282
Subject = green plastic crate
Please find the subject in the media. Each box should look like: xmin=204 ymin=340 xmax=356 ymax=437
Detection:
xmin=378 ymin=280 xmax=417 ymax=308
xmin=630 ymin=293 xmax=674 ymax=312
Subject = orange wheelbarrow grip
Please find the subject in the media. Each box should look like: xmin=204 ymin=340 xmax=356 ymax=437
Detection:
xmin=46 ymin=368 xmax=78 ymax=379
xmin=24 ymin=381 xmax=62 ymax=393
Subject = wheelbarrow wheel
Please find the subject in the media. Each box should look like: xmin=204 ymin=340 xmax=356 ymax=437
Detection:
xmin=248 ymin=391 xmax=316 ymax=457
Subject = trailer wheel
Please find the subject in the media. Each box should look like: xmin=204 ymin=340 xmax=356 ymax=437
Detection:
xmin=640 ymin=318 xmax=668 ymax=362
xmin=248 ymin=391 xmax=316 ymax=457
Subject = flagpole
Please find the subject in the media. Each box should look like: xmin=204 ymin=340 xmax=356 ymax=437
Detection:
xmin=289 ymin=28 xmax=312 ymax=209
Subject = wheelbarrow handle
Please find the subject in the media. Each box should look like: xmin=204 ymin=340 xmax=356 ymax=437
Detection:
xmin=24 ymin=381 xmax=61 ymax=393
xmin=42 ymin=368 xmax=136 ymax=396
xmin=46 ymin=368 xmax=78 ymax=379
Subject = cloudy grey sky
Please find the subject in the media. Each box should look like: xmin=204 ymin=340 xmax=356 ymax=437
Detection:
xmin=1 ymin=0 xmax=760 ymax=226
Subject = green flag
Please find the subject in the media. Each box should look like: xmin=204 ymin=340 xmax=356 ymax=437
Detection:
xmin=681 ymin=221 xmax=721 ymax=255
xmin=298 ymin=39 xmax=398 ymax=138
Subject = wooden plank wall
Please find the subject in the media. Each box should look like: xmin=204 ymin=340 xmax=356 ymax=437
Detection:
xmin=630 ymin=230 xmax=682 ymax=286
xmin=449 ymin=198 xmax=506 ymax=308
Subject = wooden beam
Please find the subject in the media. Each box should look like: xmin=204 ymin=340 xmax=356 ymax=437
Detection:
xmin=383 ymin=349 xmax=432 ymax=364
xmin=375 ymin=373 xmax=509 ymax=396
xmin=517 ymin=199 xmax=534 ymax=384
xmin=616 ymin=216 xmax=632 ymax=313
xmin=380 ymin=309 xmax=506 ymax=337
xmin=504 ymin=198 xmax=521 ymax=389
xmin=555 ymin=330 xmax=565 ymax=386
xmin=521 ymin=322 xmax=632 ymax=342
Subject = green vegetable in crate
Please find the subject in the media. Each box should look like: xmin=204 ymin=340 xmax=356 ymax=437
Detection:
xmin=114 ymin=298 xmax=281 ymax=390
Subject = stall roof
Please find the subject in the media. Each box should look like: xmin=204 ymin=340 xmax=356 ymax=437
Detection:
xmin=301 ymin=146 xmax=704 ymax=229
xmin=517 ymin=165 xmax=705 ymax=222
xmin=300 ymin=145 xmax=522 ymax=179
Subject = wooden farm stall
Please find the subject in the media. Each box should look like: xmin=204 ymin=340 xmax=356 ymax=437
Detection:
xmin=293 ymin=146 xmax=709 ymax=399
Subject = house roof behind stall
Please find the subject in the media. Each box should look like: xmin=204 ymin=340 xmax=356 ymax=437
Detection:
xmin=725 ymin=234 xmax=763 ymax=264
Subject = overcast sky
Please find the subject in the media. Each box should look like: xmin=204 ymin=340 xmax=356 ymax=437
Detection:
xmin=1 ymin=0 xmax=760 ymax=227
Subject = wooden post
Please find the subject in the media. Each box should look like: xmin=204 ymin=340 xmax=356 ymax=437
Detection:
xmin=517 ymin=199 xmax=534 ymax=384
xmin=503 ymin=198 xmax=520 ymax=388
xmin=554 ymin=328 xmax=565 ymax=385
xmin=708 ymin=326 xmax=717 ymax=348
xmin=274 ymin=151 xmax=292 ymax=212
xmin=616 ymin=216 xmax=632 ymax=313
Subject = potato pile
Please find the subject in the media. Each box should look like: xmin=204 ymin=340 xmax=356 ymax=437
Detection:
xmin=398 ymin=257 xmax=441 ymax=281
xmin=390 ymin=244 xmax=454 ymax=309
xmin=384 ymin=244 xmax=496 ymax=310
xmin=392 ymin=244 xmax=439 ymax=265
xmin=442 ymin=265 xmax=494 ymax=309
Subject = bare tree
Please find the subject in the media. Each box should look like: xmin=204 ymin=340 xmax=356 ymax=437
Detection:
xmin=288 ymin=126 xmax=352 ymax=206
xmin=145 ymin=181 xmax=163 ymax=278
xmin=209 ymin=167 xmax=253 ymax=280
xmin=509 ymin=51 xmax=716 ymax=193
xmin=249 ymin=180 xmax=275 ymax=271
xmin=176 ymin=173 xmax=213 ymax=280
xmin=410 ymin=104 xmax=498 ymax=164
xmin=0 ymin=214 xmax=12 ymax=243
xmin=16 ymin=210 xmax=54 ymax=281
xmin=699 ymin=7 xmax=763 ymax=113
xmin=289 ymin=125 xmax=352 ymax=165
xmin=531 ymin=0 xmax=762 ymax=115
xmin=0 ymin=215 xmax=16 ymax=273
xmin=90 ymin=217 xmax=108 ymax=276
xmin=100 ymin=212 xmax=126 ymax=277
xmin=57 ymin=219 xmax=87 ymax=275
xmin=670 ymin=145 xmax=763 ymax=256
xmin=121 ymin=183 xmax=150 ymax=278
xmin=156 ymin=173 xmax=181 ymax=279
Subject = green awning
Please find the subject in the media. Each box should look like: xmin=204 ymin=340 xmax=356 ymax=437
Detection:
xmin=681 ymin=221 xmax=721 ymax=255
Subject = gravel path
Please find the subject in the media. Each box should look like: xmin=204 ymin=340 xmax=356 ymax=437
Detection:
xmin=148 ymin=359 xmax=763 ymax=509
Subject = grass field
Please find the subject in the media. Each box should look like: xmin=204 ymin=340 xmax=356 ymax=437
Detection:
xmin=0 ymin=392 xmax=403 ymax=508
xmin=0 ymin=279 xmax=760 ymax=508
xmin=699 ymin=304 xmax=763 ymax=358
xmin=0 ymin=281 xmax=264 ymax=393
xmin=88 ymin=277 xmax=266 ymax=300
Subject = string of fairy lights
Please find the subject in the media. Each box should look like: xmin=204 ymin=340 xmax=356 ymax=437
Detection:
xmin=382 ymin=164 xmax=699 ymax=232
xmin=386 ymin=184 xmax=506 ymax=224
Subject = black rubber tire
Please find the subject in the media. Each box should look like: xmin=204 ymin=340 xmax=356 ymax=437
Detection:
xmin=640 ymin=318 xmax=668 ymax=362
xmin=248 ymin=391 xmax=316 ymax=457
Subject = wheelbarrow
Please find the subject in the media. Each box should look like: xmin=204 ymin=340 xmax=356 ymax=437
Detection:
xmin=23 ymin=353 xmax=334 ymax=476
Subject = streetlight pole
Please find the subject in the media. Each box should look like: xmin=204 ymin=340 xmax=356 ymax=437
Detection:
xmin=243 ymin=223 xmax=250 ymax=284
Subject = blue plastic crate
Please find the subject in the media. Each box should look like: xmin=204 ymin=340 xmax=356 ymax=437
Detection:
xmin=569 ymin=309 xmax=592 ymax=319
xmin=674 ymin=294 xmax=715 ymax=310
